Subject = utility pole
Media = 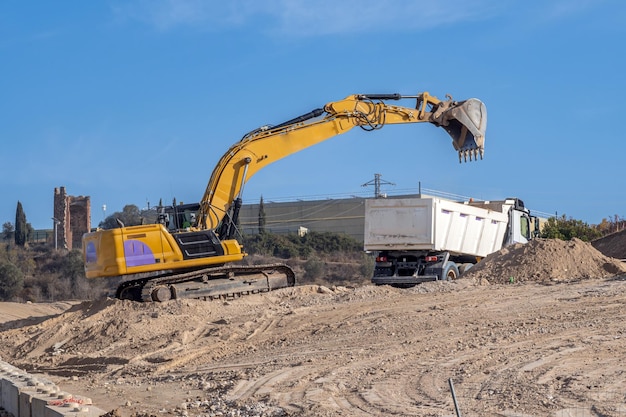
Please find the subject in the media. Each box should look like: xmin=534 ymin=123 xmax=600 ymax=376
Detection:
xmin=362 ymin=173 xmax=395 ymax=198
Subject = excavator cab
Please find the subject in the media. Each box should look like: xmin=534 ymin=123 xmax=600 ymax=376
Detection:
xmin=157 ymin=202 xmax=201 ymax=232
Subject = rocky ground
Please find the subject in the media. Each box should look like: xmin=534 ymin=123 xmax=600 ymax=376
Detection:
xmin=1 ymin=238 xmax=626 ymax=417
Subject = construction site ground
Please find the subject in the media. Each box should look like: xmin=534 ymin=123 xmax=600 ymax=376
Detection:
xmin=1 ymin=237 xmax=626 ymax=417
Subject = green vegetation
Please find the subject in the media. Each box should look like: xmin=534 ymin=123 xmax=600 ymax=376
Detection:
xmin=0 ymin=243 xmax=108 ymax=302
xmin=14 ymin=201 xmax=28 ymax=246
xmin=0 ymin=262 xmax=23 ymax=300
xmin=540 ymin=214 xmax=602 ymax=242
xmin=100 ymin=204 xmax=157 ymax=229
xmin=2 ymin=222 xmax=14 ymax=242
xmin=242 ymin=231 xmax=374 ymax=287
xmin=242 ymin=230 xmax=363 ymax=259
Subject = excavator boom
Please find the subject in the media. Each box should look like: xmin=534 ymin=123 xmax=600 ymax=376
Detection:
xmin=199 ymin=92 xmax=487 ymax=230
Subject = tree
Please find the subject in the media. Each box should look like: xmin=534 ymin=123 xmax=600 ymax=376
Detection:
xmin=0 ymin=262 xmax=24 ymax=300
xmin=541 ymin=215 xmax=602 ymax=242
xmin=14 ymin=201 xmax=27 ymax=246
xmin=595 ymin=214 xmax=626 ymax=236
xmin=100 ymin=204 xmax=143 ymax=229
xmin=258 ymin=196 xmax=266 ymax=234
xmin=2 ymin=222 xmax=14 ymax=242
xmin=26 ymin=222 xmax=34 ymax=242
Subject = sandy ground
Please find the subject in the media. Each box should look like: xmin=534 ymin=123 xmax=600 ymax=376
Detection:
xmin=0 ymin=301 xmax=76 ymax=325
xmin=1 ymin=239 xmax=626 ymax=417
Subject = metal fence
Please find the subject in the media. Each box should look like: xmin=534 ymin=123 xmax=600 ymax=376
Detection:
xmin=29 ymin=229 xmax=52 ymax=243
xmin=1 ymin=230 xmax=53 ymax=244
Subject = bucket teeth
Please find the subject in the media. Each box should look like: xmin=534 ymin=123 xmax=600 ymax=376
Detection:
xmin=458 ymin=148 xmax=484 ymax=163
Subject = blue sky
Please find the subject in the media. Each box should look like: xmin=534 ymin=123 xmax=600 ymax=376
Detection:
xmin=1 ymin=0 xmax=625 ymax=230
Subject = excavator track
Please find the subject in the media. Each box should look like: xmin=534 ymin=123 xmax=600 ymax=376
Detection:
xmin=115 ymin=263 xmax=296 ymax=302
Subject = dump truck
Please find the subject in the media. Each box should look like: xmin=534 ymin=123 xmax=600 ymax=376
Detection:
xmin=366 ymin=196 xmax=539 ymax=286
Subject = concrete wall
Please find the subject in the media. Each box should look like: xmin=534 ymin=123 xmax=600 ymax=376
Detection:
xmin=239 ymin=197 xmax=367 ymax=242
xmin=0 ymin=361 xmax=104 ymax=417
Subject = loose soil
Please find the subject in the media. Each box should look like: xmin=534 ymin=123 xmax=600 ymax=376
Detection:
xmin=1 ymin=238 xmax=626 ymax=417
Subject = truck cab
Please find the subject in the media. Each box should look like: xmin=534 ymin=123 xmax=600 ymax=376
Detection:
xmin=467 ymin=197 xmax=539 ymax=246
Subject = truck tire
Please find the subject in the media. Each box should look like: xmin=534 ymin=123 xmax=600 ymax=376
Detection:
xmin=443 ymin=262 xmax=459 ymax=281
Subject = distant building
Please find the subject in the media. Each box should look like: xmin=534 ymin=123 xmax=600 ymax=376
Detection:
xmin=239 ymin=196 xmax=413 ymax=242
xmin=53 ymin=187 xmax=91 ymax=250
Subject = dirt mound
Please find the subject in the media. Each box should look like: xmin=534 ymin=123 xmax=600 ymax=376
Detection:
xmin=463 ymin=238 xmax=626 ymax=284
xmin=0 ymin=285 xmax=353 ymax=373
xmin=592 ymin=228 xmax=626 ymax=259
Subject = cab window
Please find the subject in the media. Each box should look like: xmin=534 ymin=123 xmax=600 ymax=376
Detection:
xmin=520 ymin=216 xmax=530 ymax=239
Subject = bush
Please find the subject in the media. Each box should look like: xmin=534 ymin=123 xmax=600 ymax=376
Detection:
xmin=541 ymin=215 xmax=602 ymax=242
xmin=303 ymin=257 xmax=325 ymax=280
xmin=0 ymin=244 xmax=111 ymax=302
xmin=242 ymin=231 xmax=362 ymax=259
xmin=0 ymin=262 xmax=24 ymax=301
xmin=243 ymin=233 xmax=313 ymax=259
xmin=360 ymin=253 xmax=375 ymax=278
xmin=241 ymin=232 xmax=373 ymax=287
xmin=299 ymin=231 xmax=362 ymax=254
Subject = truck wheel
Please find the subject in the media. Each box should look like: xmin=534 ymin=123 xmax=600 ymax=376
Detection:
xmin=443 ymin=262 xmax=459 ymax=281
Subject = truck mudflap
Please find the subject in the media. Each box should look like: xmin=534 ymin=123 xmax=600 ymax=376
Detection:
xmin=372 ymin=275 xmax=439 ymax=286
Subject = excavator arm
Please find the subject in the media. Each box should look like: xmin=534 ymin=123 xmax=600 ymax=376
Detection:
xmin=198 ymin=92 xmax=486 ymax=231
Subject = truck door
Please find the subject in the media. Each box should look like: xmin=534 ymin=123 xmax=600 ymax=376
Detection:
xmin=510 ymin=210 xmax=531 ymax=244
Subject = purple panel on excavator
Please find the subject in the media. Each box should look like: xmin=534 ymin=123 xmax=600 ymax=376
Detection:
xmin=85 ymin=242 xmax=97 ymax=264
xmin=124 ymin=240 xmax=156 ymax=267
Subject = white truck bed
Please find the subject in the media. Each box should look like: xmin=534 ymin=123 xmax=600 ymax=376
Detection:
xmin=364 ymin=197 xmax=510 ymax=258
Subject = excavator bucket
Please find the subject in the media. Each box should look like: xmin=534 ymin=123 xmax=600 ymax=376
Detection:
xmin=441 ymin=98 xmax=487 ymax=162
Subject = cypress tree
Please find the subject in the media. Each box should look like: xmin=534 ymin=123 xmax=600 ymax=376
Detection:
xmin=14 ymin=201 xmax=27 ymax=246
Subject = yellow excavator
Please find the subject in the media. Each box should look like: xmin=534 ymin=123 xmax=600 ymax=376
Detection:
xmin=82 ymin=92 xmax=487 ymax=302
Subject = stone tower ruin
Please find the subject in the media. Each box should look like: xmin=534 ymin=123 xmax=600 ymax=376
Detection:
xmin=53 ymin=187 xmax=91 ymax=250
